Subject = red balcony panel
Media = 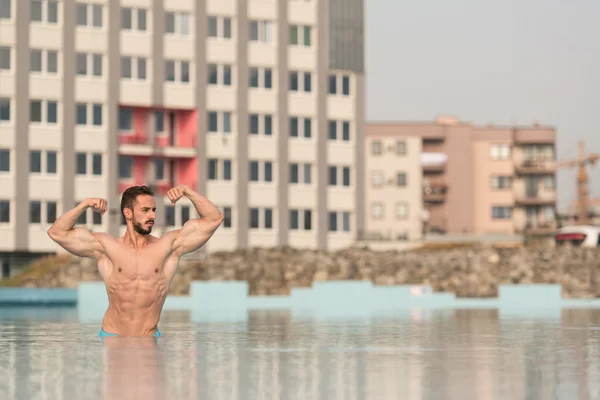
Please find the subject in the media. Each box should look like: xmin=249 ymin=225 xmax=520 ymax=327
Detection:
xmin=119 ymin=134 xmax=149 ymax=145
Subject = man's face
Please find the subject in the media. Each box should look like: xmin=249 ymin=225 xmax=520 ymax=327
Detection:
xmin=131 ymin=195 xmax=156 ymax=235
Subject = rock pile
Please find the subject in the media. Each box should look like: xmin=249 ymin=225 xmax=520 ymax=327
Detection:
xmin=6 ymin=243 xmax=600 ymax=298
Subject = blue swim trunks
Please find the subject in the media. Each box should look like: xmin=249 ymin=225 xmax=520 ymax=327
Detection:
xmin=98 ymin=328 xmax=161 ymax=338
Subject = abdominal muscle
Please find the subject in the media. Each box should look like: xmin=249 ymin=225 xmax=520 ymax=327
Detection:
xmin=101 ymin=272 xmax=170 ymax=337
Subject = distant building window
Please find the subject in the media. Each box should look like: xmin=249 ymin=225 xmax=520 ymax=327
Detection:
xmin=490 ymin=144 xmax=511 ymax=160
xmin=492 ymin=206 xmax=512 ymax=219
xmin=371 ymin=203 xmax=383 ymax=219
xmin=396 ymin=202 xmax=408 ymax=219
xmin=397 ymin=173 xmax=407 ymax=187
xmin=0 ymin=200 xmax=9 ymax=223
xmin=371 ymin=171 xmax=383 ymax=187
xmin=29 ymin=201 xmax=41 ymax=223
xmin=371 ymin=140 xmax=381 ymax=155
xmin=0 ymin=149 xmax=9 ymax=172
xmin=396 ymin=141 xmax=406 ymax=155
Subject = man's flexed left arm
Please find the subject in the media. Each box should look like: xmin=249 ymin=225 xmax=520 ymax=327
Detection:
xmin=167 ymin=185 xmax=224 ymax=256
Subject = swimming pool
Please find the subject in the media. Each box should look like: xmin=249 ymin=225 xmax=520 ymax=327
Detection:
xmin=0 ymin=306 xmax=599 ymax=399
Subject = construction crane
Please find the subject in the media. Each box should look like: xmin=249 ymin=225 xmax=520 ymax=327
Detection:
xmin=556 ymin=140 xmax=599 ymax=225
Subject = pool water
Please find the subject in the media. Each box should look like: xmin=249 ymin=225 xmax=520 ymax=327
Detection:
xmin=1 ymin=307 xmax=600 ymax=399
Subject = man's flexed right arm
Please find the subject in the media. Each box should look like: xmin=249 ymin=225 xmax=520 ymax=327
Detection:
xmin=47 ymin=198 xmax=107 ymax=259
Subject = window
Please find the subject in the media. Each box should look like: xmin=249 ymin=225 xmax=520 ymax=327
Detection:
xmin=222 ymin=207 xmax=232 ymax=228
xmin=207 ymin=111 xmax=232 ymax=134
xmin=371 ymin=203 xmax=383 ymax=219
xmin=76 ymin=153 xmax=87 ymax=175
xmin=264 ymin=162 xmax=272 ymax=182
xmin=397 ymin=173 xmax=407 ymax=187
xmin=30 ymin=151 xmax=42 ymax=173
xmin=76 ymin=2 xmax=102 ymax=27
xmin=76 ymin=103 xmax=103 ymax=126
xmin=121 ymin=7 xmax=146 ymax=31
xmin=396 ymin=141 xmax=406 ymax=155
xmin=29 ymin=201 xmax=41 ymax=223
xmin=304 ymin=72 xmax=311 ymax=92
xmin=342 ymin=76 xmax=350 ymax=96
xmin=264 ymin=209 xmax=272 ymax=229
xmin=290 ymin=163 xmax=298 ymax=183
xmin=31 ymin=0 xmax=58 ymax=24
xmin=119 ymin=109 xmax=132 ymax=131
xmin=328 ymin=75 xmax=337 ymax=94
xmin=31 ymin=49 xmax=58 ymax=74
xmin=396 ymin=202 xmax=408 ymax=219
xmin=249 ymin=67 xmax=272 ymax=89
xmin=93 ymin=211 xmax=102 ymax=225
xmin=248 ymin=114 xmax=272 ymax=136
xmin=118 ymin=156 xmax=133 ymax=179
xmin=207 ymin=16 xmax=232 ymax=39
xmin=0 ymin=200 xmax=9 ymax=222
xmin=92 ymin=153 xmax=102 ymax=175
xmin=249 ymin=161 xmax=259 ymax=181
xmin=0 ymin=149 xmax=9 ymax=172
xmin=328 ymin=212 xmax=337 ymax=231
xmin=208 ymin=63 xmax=232 ymax=86
xmin=47 ymin=151 xmax=56 ymax=173
xmin=30 ymin=100 xmax=57 ymax=124
xmin=250 ymin=208 xmax=259 ymax=228
xmin=342 ymin=212 xmax=350 ymax=232
xmin=490 ymin=144 xmax=511 ymax=160
xmin=166 ymin=11 xmax=190 ymax=35
xmin=371 ymin=140 xmax=382 ymax=155
xmin=372 ymin=171 xmax=383 ymax=187
xmin=208 ymin=159 xmax=217 ymax=180
xmin=29 ymin=150 xmax=58 ymax=175
xmin=181 ymin=206 xmax=190 ymax=225
xmin=492 ymin=206 xmax=512 ymax=219
xmin=249 ymin=20 xmax=273 ymax=43
xmin=289 ymin=70 xmax=312 ymax=93
xmin=289 ymin=25 xmax=311 ymax=46
xmin=0 ymin=98 xmax=9 ymax=121
xmin=304 ymin=210 xmax=312 ymax=230
xmin=328 ymin=120 xmax=336 ymax=140
xmin=543 ymin=176 xmax=555 ymax=190
xmin=491 ymin=176 xmax=512 ymax=189
xmin=290 ymin=210 xmax=299 ymax=230
xmin=342 ymin=167 xmax=350 ymax=186
xmin=328 ymin=166 xmax=337 ymax=186
xmin=303 ymin=164 xmax=311 ymax=184
xmin=289 ymin=162 xmax=311 ymax=184
xmin=165 ymin=206 xmax=175 ymax=227
xmin=0 ymin=0 xmax=11 ymax=19
xmin=342 ymin=122 xmax=350 ymax=141
xmin=0 ymin=46 xmax=11 ymax=70
xmin=165 ymin=59 xmax=190 ymax=83
xmin=76 ymin=53 xmax=103 ymax=77
xmin=207 ymin=159 xmax=232 ymax=181
xmin=289 ymin=72 xmax=298 ymax=91
xmin=47 ymin=201 xmax=56 ymax=223
xmin=122 ymin=56 xmax=147 ymax=80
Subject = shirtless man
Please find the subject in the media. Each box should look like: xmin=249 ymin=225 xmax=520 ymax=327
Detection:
xmin=47 ymin=185 xmax=224 ymax=337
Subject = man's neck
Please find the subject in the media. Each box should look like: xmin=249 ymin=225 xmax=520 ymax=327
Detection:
xmin=123 ymin=230 xmax=151 ymax=249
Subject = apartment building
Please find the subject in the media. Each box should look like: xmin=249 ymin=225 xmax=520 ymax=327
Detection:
xmin=364 ymin=134 xmax=423 ymax=241
xmin=366 ymin=117 xmax=557 ymax=236
xmin=0 ymin=0 xmax=365 ymax=275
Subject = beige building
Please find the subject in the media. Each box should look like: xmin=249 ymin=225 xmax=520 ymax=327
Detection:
xmin=0 ymin=0 xmax=365 ymax=276
xmin=366 ymin=117 xmax=557 ymax=236
xmin=364 ymin=135 xmax=423 ymax=241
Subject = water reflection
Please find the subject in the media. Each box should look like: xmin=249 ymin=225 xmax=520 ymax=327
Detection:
xmin=0 ymin=308 xmax=600 ymax=399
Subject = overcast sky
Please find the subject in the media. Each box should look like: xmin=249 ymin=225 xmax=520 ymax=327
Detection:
xmin=365 ymin=0 xmax=600 ymax=211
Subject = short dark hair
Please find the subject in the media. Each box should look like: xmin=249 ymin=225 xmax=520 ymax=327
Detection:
xmin=121 ymin=185 xmax=154 ymax=218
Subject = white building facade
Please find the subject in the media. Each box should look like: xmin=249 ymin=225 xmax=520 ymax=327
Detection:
xmin=0 ymin=0 xmax=365 ymax=275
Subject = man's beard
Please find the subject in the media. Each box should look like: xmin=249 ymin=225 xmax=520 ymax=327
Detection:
xmin=133 ymin=220 xmax=153 ymax=235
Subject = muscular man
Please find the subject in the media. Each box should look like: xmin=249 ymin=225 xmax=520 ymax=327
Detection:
xmin=47 ymin=185 xmax=224 ymax=337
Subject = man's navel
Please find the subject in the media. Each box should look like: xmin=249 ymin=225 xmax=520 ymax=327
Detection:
xmin=155 ymin=268 xmax=159 ymax=273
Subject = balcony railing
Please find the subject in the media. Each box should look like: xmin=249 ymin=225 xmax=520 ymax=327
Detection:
xmin=118 ymin=134 xmax=198 ymax=148
xmin=514 ymin=158 xmax=556 ymax=174
xmin=423 ymin=183 xmax=447 ymax=202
